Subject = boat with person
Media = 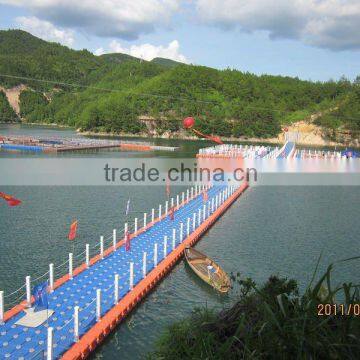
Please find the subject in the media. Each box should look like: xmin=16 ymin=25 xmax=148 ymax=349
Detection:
xmin=184 ymin=246 xmax=231 ymax=293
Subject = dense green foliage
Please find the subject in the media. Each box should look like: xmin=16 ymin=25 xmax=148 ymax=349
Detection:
xmin=0 ymin=30 xmax=359 ymax=138
xmin=0 ymin=91 xmax=18 ymax=122
xmin=19 ymin=90 xmax=48 ymax=119
xmin=150 ymin=260 xmax=360 ymax=359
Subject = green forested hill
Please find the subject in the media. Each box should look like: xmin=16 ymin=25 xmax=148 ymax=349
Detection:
xmin=0 ymin=30 xmax=358 ymax=139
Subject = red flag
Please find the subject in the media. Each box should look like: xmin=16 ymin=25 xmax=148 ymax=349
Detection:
xmin=169 ymin=207 xmax=175 ymax=220
xmin=0 ymin=192 xmax=22 ymax=207
xmin=202 ymin=190 xmax=208 ymax=202
xmin=68 ymin=220 xmax=78 ymax=241
xmin=165 ymin=177 xmax=171 ymax=197
xmin=125 ymin=231 xmax=131 ymax=251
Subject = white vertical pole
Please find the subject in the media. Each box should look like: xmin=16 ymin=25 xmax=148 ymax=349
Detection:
xmin=192 ymin=213 xmax=196 ymax=230
xmin=143 ymin=252 xmax=147 ymax=278
xmin=165 ymin=201 xmax=168 ymax=215
xmin=180 ymin=223 xmax=184 ymax=242
xmin=0 ymin=291 xmax=4 ymax=324
xmin=171 ymin=198 xmax=174 ymax=208
xmin=143 ymin=212 xmax=147 ymax=228
xmin=198 ymin=208 xmax=201 ymax=226
xmin=186 ymin=189 xmax=189 ymax=201
xmin=203 ymin=204 xmax=206 ymax=221
xmin=181 ymin=192 xmax=184 ymax=204
xmin=114 ymin=274 xmax=119 ymax=304
xmin=208 ymin=202 xmax=211 ymax=217
xmin=215 ymin=195 xmax=218 ymax=208
xmin=211 ymin=198 xmax=214 ymax=212
xmin=154 ymin=244 xmax=158 ymax=266
xmin=100 ymin=236 xmax=104 ymax=259
xmin=176 ymin=195 xmax=179 ymax=208
xmin=172 ymin=228 xmax=176 ymax=250
xmin=74 ymin=306 xmax=79 ymax=342
xmin=151 ymin=208 xmax=155 ymax=223
xmin=190 ymin=188 xmax=193 ymax=198
xmin=49 ymin=264 xmax=54 ymax=292
xmin=129 ymin=262 xmax=134 ymax=290
xmin=69 ymin=253 xmax=73 ymax=280
xmin=163 ymin=236 xmax=168 ymax=258
xmin=113 ymin=229 xmax=117 ymax=250
xmin=159 ymin=204 xmax=162 ymax=218
xmin=26 ymin=275 xmax=31 ymax=307
xmin=86 ymin=244 xmax=90 ymax=268
xmin=187 ymin=218 xmax=190 ymax=236
xmin=124 ymin=223 xmax=128 ymax=237
xmin=47 ymin=327 xmax=53 ymax=360
xmin=96 ymin=289 xmax=101 ymax=322
xmin=134 ymin=218 xmax=138 ymax=233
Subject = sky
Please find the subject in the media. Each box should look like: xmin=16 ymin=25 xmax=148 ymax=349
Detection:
xmin=0 ymin=0 xmax=359 ymax=82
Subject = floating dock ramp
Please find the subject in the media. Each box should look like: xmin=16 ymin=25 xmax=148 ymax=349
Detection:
xmin=0 ymin=182 xmax=248 ymax=359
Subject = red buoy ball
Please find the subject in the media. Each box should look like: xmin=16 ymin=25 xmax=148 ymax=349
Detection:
xmin=183 ymin=117 xmax=195 ymax=129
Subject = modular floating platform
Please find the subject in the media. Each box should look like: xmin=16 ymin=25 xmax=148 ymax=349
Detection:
xmin=0 ymin=182 xmax=248 ymax=359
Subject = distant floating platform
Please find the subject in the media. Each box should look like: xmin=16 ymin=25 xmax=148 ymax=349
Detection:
xmin=0 ymin=136 xmax=178 ymax=153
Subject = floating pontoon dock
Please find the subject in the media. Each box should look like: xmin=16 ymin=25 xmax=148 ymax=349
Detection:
xmin=0 ymin=182 xmax=248 ymax=359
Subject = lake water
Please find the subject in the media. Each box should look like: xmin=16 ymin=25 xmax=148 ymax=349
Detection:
xmin=0 ymin=124 xmax=359 ymax=359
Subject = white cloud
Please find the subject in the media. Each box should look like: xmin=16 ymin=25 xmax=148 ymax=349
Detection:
xmin=195 ymin=0 xmax=360 ymax=50
xmin=2 ymin=0 xmax=180 ymax=39
xmin=95 ymin=40 xmax=188 ymax=63
xmin=15 ymin=16 xmax=75 ymax=46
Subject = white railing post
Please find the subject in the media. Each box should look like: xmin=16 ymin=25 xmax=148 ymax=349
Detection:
xmin=47 ymin=327 xmax=53 ymax=360
xmin=113 ymin=229 xmax=117 ymax=250
xmin=171 ymin=198 xmax=174 ymax=208
xmin=96 ymin=289 xmax=101 ymax=322
xmin=198 ymin=208 xmax=201 ymax=226
xmin=74 ymin=306 xmax=79 ymax=342
xmin=190 ymin=188 xmax=193 ymax=198
xmin=86 ymin=244 xmax=90 ymax=268
xmin=114 ymin=274 xmax=119 ymax=304
xmin=211 ymin=198 xmax=214 ymax=212
xmin=176 ymin=195 xmax=179 ymax=208
xmin=180 ymin=223 xmax=184 ymax=242
xmin=143 ymin=212 xmax=147 ymax=228
xmin=215 ymin=195 xmax=219 ymax=209
xmin=134 ymin=218 xmax=138 ymax=233
xmin=143 ymin=252 xmax=147 ymax=278
xmin=129 ymin=262 xmax=134 ymax=290
xmin=151 ymin=208 xmax=155 ymax=223
xmin=192 ymin=213 xmax=196 ymax=230
xmin=172 ymin=228 xmax=176 ymax=250
xmin=26 ymin=275 xmax=31 ymax=307
xmin=49 ymin=263 xmax=54 ymax=292
xmin=203 ymin=204 xmax=206 ymax=221
xmin=154 ymin=243 xmax=158 ymax=266
xmin=100 ymin=236 xmax=104 ymax=259
xmin=69 ymin=253 xmax=73 ymax=280
xmin=159 ymin=204 xmax=162 ymax=218
xmin=124 ymin=223 xmax=128 ymax=236
xmin=181 ymin=192 xmax=184 ymax=204
xmin=0 ymin=291 xmax=4 ymax=324
xmin=187 ymin=218 xmax=190 ymax=236
xmin=187 ymin=189 xmax=190 ymax=201
xmin=207 ymin=202 xmax=211 ymax=217
xmin=165 ymin=201 xmax=168 ymax=215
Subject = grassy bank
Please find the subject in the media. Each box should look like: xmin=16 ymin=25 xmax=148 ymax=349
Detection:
xmin=150 ymin=258 xmax=360 ymax=359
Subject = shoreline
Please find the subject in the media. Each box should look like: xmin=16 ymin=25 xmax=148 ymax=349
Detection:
xmin=0 ymin=122 xmax=358 ymax=149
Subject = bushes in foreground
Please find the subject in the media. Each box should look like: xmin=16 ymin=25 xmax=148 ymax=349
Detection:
xmin=150 ymin=259 xmax=360 ymax=359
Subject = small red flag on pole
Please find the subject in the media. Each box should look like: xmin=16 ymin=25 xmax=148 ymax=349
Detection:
xmin=0 ymin=192 xmax=22 ymax=207
xmin=202 ymin=190 xmax=208 ymax=202
xmin=169 ymin=206 xmax=175 ymax=220
xmin=165 ymin=177 xmax=171 ymax=197
xmin=68 ymin=220 xmax=78 ymax=241
xmin=125 ymin=231 xmax=131 ymax=251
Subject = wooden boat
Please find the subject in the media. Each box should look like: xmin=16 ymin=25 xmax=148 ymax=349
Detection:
xmin=184 ymin=247 xmax=231 ymax=293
